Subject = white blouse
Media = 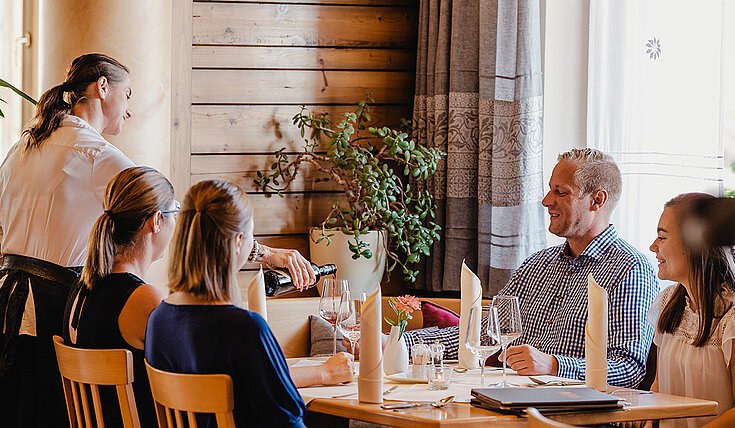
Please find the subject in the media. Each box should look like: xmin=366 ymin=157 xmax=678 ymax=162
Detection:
xmin=0 ymin=115 xmax=134 ymax=335
xmin=647 ymin=284 xmax=735 ymax=428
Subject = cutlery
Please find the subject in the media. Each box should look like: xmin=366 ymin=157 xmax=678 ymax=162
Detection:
xmin=332 ymin=385 xmax=398 ymax=399
xmin=381 ymin=395 xmax=455 ymax=410
xmin=528 ymin=376 xmax=585 ymax=387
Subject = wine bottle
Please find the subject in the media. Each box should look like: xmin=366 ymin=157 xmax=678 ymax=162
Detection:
xmin=264 ymin=263 xmax=337 ymax=296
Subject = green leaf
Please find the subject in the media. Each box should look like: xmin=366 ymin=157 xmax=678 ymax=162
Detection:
xmin=0 ymin=78 xmax=37 ymax=105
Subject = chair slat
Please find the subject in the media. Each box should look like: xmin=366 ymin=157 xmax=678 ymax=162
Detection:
xmin=164 ymin=406 xmax=174 ymax=428
xmin=70 ymin=381 xmax=84 ymax=426
xmin=174 ymin=409 xmax=185 ymax=427
xmin=90 ymin=384 xmax=105 ymax=428
xmin=117 ymin=384 xmax=141 ymax=428
xmin=153 ymin=402 xmax=168 ymax=428
xmin=187 ymin=411 xmax=198 ymax=428
xmin=60 ymin=376 xmax=78 ymax=428
xmin=78 ymin=383 xmax=94 ymax=427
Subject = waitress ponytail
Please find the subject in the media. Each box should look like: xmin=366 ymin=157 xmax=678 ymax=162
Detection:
xmin=21 ymin=53 xmax=129 ymax=152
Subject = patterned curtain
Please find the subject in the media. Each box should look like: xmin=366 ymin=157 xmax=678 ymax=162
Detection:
xmin=411 ymin=0 xmax=546 ymax=295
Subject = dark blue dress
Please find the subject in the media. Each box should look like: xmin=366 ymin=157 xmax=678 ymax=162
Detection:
xmin=145 ymin=302 xmax=306 ymax=428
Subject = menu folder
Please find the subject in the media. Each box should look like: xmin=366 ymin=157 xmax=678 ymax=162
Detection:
xmin=470 ymin=387 xmax=622 ymax=415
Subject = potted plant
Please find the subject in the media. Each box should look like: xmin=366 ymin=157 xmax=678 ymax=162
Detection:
xmin=254 ymin=93 xmax=445 ymax=294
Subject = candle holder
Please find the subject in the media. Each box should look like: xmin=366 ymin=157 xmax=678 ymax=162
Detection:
xmin=428 ymin=365 xmax=453 ymax=390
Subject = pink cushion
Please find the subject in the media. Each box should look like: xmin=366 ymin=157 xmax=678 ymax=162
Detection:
xmin=421 ymin=301 xmax=460 ymax=329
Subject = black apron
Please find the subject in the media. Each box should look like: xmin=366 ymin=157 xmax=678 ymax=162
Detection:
xmin=0 ymin=254 xmax=79 ymax=428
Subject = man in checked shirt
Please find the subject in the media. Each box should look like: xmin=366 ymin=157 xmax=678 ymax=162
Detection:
xmin=400 ymin=148 xmax=658 ymax=388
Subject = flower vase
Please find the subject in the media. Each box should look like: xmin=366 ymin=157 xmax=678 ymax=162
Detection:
xmin=383 ymin=325 xmax=409 ymax=375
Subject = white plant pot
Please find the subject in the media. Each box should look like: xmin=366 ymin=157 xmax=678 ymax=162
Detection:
xmin=309 ymin=228 xmax=387 ymax=297
xmin=383 ymin=325 xmax=409 ymax=375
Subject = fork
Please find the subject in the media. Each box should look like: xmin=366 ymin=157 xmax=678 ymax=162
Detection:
xmin=528 ymin=376 xmax=585 ymax=387
xmin=332 ymin=385 xmax=398 ymax=399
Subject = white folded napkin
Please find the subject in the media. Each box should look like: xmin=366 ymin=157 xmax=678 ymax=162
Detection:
xmin=585 ymin=273 xmax=608 ymax=391
xmin=458 ymin=261 xmax=482 ymax=369
xmin=358 ymin=286 xmax=383 ymax=403
xmin=247 ymin=266 xmax=268 ymax=322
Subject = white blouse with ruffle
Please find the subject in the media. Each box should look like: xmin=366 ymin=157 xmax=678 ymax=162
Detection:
xmin=647 ymin=284 xmax=735 ymax=428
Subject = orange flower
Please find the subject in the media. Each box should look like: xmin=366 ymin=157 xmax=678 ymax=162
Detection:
xmin=393 ymin=295 xmax=421 ymax=314
xmin=385 ymin=295 xmax=421 ymax=340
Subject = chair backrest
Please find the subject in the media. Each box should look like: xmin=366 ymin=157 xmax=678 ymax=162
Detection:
xmin=144 ymin=360 xmax=236 ymax=428
xmin=52 ymin=335 xmax=141 ymax=428
xmin=638 ymin=343 xmax=658 ymax=391
xmin=527 ymin=408 xmax=579 ymax=428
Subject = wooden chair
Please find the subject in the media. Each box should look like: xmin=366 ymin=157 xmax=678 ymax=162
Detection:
xmin=52 ymin=335 xmax=141 ymax=428
xmin=527 ymin=408 xmax=579 ymax=428
xmin=144 ymin=360 xmax=236 ymax=428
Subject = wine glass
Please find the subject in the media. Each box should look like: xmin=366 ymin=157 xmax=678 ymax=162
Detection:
xmin=338 ymin=288 xmax=364 ymax=374
xmin=464 ymin=305 xmax=501 ymax=387
xmin=492 ymin=295 xmax=523 ymax=387
xmin=319 ymin=278 xmax=348 ymax=356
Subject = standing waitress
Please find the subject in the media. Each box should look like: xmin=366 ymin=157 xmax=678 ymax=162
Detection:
xmin=0 ymin=53 xmax=135 ymax=428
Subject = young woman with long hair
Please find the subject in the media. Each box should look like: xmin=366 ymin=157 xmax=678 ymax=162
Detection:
xmin=648 ymin=192 xmax=735 ymax=428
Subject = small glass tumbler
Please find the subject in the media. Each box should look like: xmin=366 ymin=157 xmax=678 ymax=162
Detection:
xmin=428 ymin=366 xmax=453 ymax=390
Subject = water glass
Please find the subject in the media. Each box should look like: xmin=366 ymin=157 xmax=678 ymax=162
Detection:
xmin=465 ymin=305 xmax=501 ymax=387
xmin=492 ymin=295 xmax=523 ymax=387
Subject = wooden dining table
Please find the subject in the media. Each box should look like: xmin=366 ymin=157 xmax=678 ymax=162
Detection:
xmin=290 ymin=357 xmax=718 ymax=427
xmin=305 ymin=386 xmax=717 ymax=427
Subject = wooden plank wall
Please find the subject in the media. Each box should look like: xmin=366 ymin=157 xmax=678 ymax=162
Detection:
xmin=187 ymin=0 xmax=419 ymax=274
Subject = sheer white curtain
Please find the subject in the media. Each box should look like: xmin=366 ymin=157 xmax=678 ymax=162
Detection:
xmin=587 ymin=0 xmax=726 ymax=265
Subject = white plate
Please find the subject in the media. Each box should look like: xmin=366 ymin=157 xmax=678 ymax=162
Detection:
xmin=385 ymin=372 xmax=429 ymax=384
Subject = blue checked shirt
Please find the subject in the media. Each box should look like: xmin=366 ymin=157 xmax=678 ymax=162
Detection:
xmin=404 ymin=225 xmax=658 ymax=388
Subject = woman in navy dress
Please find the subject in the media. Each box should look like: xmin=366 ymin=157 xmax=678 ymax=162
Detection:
xmin=145 ymin=180 xmax=308 ymax=428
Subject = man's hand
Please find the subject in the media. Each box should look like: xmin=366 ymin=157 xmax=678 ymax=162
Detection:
xmin=341 ymin=334 xmax=389 ymax=360
xmin=260 ymin=245 xmax=316 ymax=290
xmin=502 ymin=344 xmax=559 ymax=376
xmin=319 ymin=352 xmax=355 ymax=385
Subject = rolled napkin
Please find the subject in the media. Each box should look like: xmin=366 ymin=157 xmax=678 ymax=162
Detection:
xmin=247 ymin=266 xmax=268 ymax=322
xmin=458 ymin=261 xmax=482 ymax=369
xmin=358 ymin=286 xmax=383 ymax=403
xmin=585 ymin=273 xmax=608 ymax=391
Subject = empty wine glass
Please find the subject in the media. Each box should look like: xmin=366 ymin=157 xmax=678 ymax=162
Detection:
xmin=465 ymin=305 xmax=501 ymax=387
xmin=492 ymin=295 xmax=523 ymax=387
xmin=319 ymin=278 xmax=348 ymax=355
xmin=338 ymin=288 xmax=364 ymax=374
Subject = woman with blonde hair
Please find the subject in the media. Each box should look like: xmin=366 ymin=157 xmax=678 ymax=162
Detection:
xmin=648 ymin=192 xmax=735 ymax=427
xmin=64 ymin=166 xmax=175 ymax=427
xmin=145 ymin=180 xmax=311 ymax=427
xmin=0 ymin=53 xmax=135 ymax=428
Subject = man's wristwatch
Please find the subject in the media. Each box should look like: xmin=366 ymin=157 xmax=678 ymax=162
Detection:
xmin=248 ymin=240 xmax=266 ymax=262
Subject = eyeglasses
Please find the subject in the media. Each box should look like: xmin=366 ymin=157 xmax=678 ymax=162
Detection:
xmin=161 ymin=200 xmax=181 ymax=215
